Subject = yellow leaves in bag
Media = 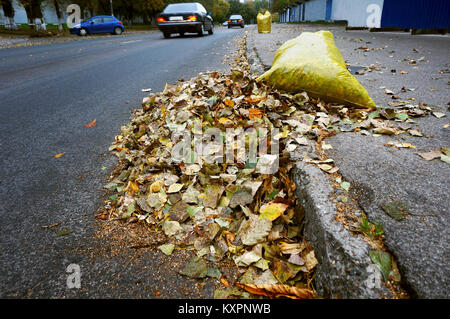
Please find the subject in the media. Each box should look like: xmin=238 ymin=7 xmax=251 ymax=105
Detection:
xmin=257 ymin=31 xmax=376 ymax=109
xmin=257 ymin=11 xmax=271 ymax=34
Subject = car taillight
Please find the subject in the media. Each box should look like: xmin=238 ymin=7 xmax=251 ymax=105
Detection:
xmin=238 ymin=19 xmax=242 ymax=22
xmin=119 ymin=21 xmax=123 ymax=25
xmin=157 ymin=17 xmax=165 ymax=23
xmin=187 ymin=16 xmax=197 ymax=22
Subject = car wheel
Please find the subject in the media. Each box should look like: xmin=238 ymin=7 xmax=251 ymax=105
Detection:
xmin=228 ymin=25 xmax=230 ymax=29
xmin=208 ymin=24 xmax=214 ymax=35
xmin=79 ymin=28 xmax=88 ymax=36
xmin=198 ymin=24 xmax=204 ymax=37
xmin=241 ymin=25 xmax=244 ymax=28
xmin=163 ymin=32 xmax=171 ymax=39
xmin=114 ymin=27 xmax=123 ymax=35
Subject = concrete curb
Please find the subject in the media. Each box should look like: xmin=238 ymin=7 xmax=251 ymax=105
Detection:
xmin=245 ymin=31 xmax=268 ymax=75
xmin=245 ymin=33 xmax=392 ymax=298
xmin=292 ymin=162 xmax=392 ymax=298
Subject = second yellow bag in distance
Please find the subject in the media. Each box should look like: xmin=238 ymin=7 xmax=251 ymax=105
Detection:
xmin=257 ymin=11 xmax=271 ymax=34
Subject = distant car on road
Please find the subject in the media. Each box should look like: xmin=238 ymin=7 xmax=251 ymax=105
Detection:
xmin=70 ymin=15 xmax=125 ymax=36
xmin=227 ymin=15 xmax=244 ymax=28
xmin=157 ymin=2 xmax=214 ymax=38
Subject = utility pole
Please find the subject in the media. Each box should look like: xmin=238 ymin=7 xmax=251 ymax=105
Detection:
xmin=110 ymin=0 xmax=114 ymax=16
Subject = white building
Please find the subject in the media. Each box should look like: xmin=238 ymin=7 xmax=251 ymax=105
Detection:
xmin=279 ymin=0 xmax=384 ymax=28
xmin=331 ymin=0 xmax=384 ymax=28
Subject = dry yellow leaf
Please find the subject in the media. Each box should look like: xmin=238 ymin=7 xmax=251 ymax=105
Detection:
xmin=54 ymin=152 xmax=66 ymax=158
xmin=125 ymin=180 xmax=140 ymax=194
xmin=224 ymin=98 xmax=234 ymax=107
xmin=218 ymin=117 xmax=233 ymax=125
xmin=220 ymin=277 xmax=230 ymax=287
xmin=417 ymin=150 xmax=442 ymax=161
xmin=150 ymin=180 xmax=164 ymax=193
xmin=304 ymin=250 xmax=318 ymax=271
xmin=236 ymin=282 xmax=315 ymax=299
xmin=279 ymin=242 xmax=304 ymax=255
xmin=259 ymin=202 xmax=288 ymax=220
xmin=245 ymin=96 xmax=267 ymax=104
xmin=248 ymin=108 xmax=263 ymax=119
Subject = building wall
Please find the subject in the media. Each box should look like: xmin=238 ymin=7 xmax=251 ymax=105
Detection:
xmin=284 ymin=1 xmax=306 ymax=23
xmin=290 ymin=6 xmax=297 ymax=22
xmin=381 ymin=0 xmax=450 ymax=29
xmin=304 ymin=0 xmax=327 ymax=21
xmin=331 ymin=0 xmax=384 ymax=27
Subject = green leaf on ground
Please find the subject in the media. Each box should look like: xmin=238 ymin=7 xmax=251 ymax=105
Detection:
xmin=179 ymin=256 xmax=207 ymax=278
xmin=55 ymin=228 xmax=71 ymax=237
xmin=395 ymin=113 xmax=408 ymax=121
xmin=369 ymin=249 xmax=392 ymax=281
xmin=368 ymin=110 xmax=380 ymax=119
xmin=206 ymin=265 xmax=222 ymax=278
xmin=158 ymin=243 xmax=175 ymax=255
xmin=380 ymin=201 xmax=409 ymax=221
xmin=340 ymin=181 xmax=350 ymax=191
xmin=440 ymin=155 xmax=450 ymax=165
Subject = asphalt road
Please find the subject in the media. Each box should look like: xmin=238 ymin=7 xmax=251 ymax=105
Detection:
xmin=0 ymin=27 xmax=245 ymax=298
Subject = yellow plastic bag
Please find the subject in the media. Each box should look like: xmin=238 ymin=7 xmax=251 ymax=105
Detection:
xmin=257 ymin=31 xmax=376 ymax=108
xmin=257 ymin=11 xmax=271 ymax=34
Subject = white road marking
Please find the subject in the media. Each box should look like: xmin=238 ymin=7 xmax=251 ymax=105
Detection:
xmin=121 ymin=40 xmax=143 ymax=44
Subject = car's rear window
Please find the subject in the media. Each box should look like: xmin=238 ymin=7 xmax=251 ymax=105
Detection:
xmin=230 ymin=15 xmax=242 ymax=19
xmin=164 ymin=3 xmax=197 ymax=13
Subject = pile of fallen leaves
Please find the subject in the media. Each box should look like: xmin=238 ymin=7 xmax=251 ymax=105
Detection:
xmin=100 ymin=35 xmax=437 ymax=299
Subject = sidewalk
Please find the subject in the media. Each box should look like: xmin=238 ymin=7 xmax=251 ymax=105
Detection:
xmin=247 ymin=23 xmax=449 ymax=298
xmin=0 ymin=30 xmax=157 ymax=49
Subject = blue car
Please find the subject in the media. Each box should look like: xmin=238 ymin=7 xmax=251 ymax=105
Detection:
xmin=70 ymin=15 xmax=125 ymax=36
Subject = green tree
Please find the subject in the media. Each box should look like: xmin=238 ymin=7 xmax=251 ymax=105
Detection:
xmin=44 ymin=0 xmax=63 ymax=30
xmin=136 ymin=0 xmax=166 ymax=24
xmin=255 ymin=0 xmax=269 ymax=13
xmin=212 ymin=0 xmax=230 ymax=23
xmin=241 ymin=0 xmax=257 ymax=24
xmin=272 ymin=0 xmax=294 ymax=13
xmin=227 ymin=0 xmax=242 ymax=15
xmin=19 ymin=0 xmax=45 ymax=30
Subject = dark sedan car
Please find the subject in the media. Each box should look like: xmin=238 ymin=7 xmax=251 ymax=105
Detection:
xmin=157 ymin=2 xmax=213 ymax=38
xmin=228 ymin=15 xmax=244 ymax=28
